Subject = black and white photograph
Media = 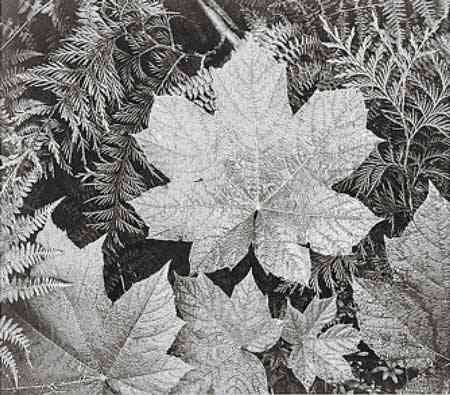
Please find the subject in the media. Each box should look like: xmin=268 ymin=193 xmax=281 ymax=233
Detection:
xmin=0 ymin=0 xmax=449 ymax=393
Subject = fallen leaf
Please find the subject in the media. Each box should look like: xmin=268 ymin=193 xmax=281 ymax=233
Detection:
xmin=353 ymin=281 xmax=434 ymax=369
xmin=358 ymin=183 xmax=450 ymax=362
xmin=282 ymin=296 xmax=361 ymax=389
xmin=0 ymin=220 xmax=191 ymax=393
xmin=132 ymin=36 xmax=381 ymax=282
xmin=171 ymin=270 xmax=282 ymax=394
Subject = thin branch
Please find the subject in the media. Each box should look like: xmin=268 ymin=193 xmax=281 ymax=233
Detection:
xmin=196 ymin=0 xmax=241 ymax=48
xmin=0 ymin=0 xmax=54 ymax=53
xmin=156 ymin=53 xmax=186 ymax=95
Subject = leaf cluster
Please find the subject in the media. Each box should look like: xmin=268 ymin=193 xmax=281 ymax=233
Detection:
xmin=0 ymin=160 xmax=67 ymax=387
xmin=1 ymin=1 xmax=450 ymax=393
xmin=2 ymin=0 xmax=219 ymax=263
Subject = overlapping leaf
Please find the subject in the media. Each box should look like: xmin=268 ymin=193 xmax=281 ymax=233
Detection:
xmin=0 ymin=219 xmax=191 ymax=393
xmin=171 ymin=271 xmax=282 ymax=394
xmin=132 ymin=36 xmax=381 ymax=282
xmin=282 ymin=297 xmax=361 ymax=389
xmin=353 ymin=281 xmax=433 ymax=369
xmin=358 ymin=183 xmax=450 ymax=361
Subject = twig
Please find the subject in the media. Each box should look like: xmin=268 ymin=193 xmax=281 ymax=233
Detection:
xmin=196 ymin=0 xmax=241 ymax=48
xmin=0 ymin=0 xmax=54 ymax=53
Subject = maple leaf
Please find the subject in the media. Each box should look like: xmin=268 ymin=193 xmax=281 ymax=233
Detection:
xmin=0 ymin=220 xmax=191 ymax=393
xmin=282 ymin=296 xmax=361 ymax=389
xmin=353 ymin=281 xmax=434 ymax=369
xmin=132 ymin=36 xmax=381 ymax=282
xmin=170 ymin=270 xmax=283 ymax=394
xmin=358 ymin=183 xmax=450 ymax=362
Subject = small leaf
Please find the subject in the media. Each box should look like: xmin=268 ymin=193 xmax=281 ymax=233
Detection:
xmin=172 ymin=271 xmax=280 ymax=393
xmin=282 ymin=297 xmax=360 ymax=389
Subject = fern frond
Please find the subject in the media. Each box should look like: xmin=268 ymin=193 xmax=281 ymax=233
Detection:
xmin=87 ymin=204 xmax=147 ymax=238
xmin=0 ymin=67 xmax=28 ymax=92
xmin=240 ymin=0 xmax=321 ymax=33
xmin=11 ymin=199 xmax=64 ymax=243
xmin=309 ymin=253 xmax=358 ymax=294
xmin=2 ymin=49 xmax=43 ymax=69
xmin=274 ymin=279 xmax=304 ymax=296
xmin=0 ymin=344 xmax=18 ymax=388
xmin=287 ymin=61 xmax=327 ymax=111
xmin=0 ymin=314 xmax=32 ymax=387
xmin=4 ymin=95 xmax=72 ymax=179
xmin=0 ymin=242 xmax=60 ymax=280
xmin=168 ymin=68 xmax=217 ymax=114
xmin=84 ymin=129 xmax=168 ymax=249
xmin=0 ymin=316 xmax=30 ymax=358
xmin=348 ymin=143 xmax=402 ymax=197
xmin=13 ymin=99 xmax=53 ymax=125
xmin=112 ymin=82 xmax=157 ymax=132
xmin=256 ymin=21 xmax=322 ymax=65
xmin=25 ymin=3 xmax=124 ymax=162
xmin=408 ymin=56 xmax=450 ymax=138
xmin=322 ymin=14 xmax=445 ymax=142
xmin=383 ymin=0 xmax=408 ymax=41
xmin=20 ymin=1 xmax=179 ymax=166
xmin=253 ymin=20 xmax=329 ymax=110
xmin=0 ymin=30 xmax=39 ymax=113
xmin=0 ymin=158 xmax=42 ymax=223
xmin=0 ymin=276 xmax=70 ymax=303
xmin=413 ymin=0 xmax=434 ymax=19
xmin=370 ymin=180 xmax=414 ymax=220
xmin=98 ymin=0 xmax=164 ymax=20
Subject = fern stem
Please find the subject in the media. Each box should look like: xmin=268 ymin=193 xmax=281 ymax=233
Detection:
xmin=0 ymin=0 xmax=54 ymax=53
xmin=138 ymin=44 xmax=183 ymax=60
xmin=399 ymin=25 xmax=440 ymax=168
xmin=157 ymin=53 xmax=186 ymax=95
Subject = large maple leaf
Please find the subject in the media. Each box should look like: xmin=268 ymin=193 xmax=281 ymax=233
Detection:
xmin=132 ymin=37 xmax=381 ymax=282
xmin=0 ymin=219 xmax=191 ymax=393
xmin=357 ymin=183 xmax=450 ymax=362
xmin=170 ymin=270 xmax=283 ymax=394
xmin=282 ymin=297 xmax=361 ymax=389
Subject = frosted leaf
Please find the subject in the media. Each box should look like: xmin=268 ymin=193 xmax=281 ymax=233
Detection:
xmin=282 ymin=297 xmax=360 ymax=389
xmin=353 ymin=281 xmax=434 ymax=370
xmin=359 ymin=183 xmax=450 ymax=361
xmin=0 ymin=220 xmax=191 ymax=394
xmin=132 ymin=36 xmax=381 ymax=282
xmin=171 ymin=271 xmax=281 ymax=394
